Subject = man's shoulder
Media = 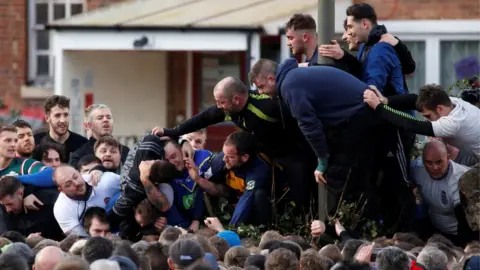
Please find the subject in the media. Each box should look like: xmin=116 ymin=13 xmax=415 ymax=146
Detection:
xmin=370 ymin=43 xmax=399 ymax=61
xmin=244 ymin=154 xmax=270 ymax=176
xmin=34 ymin=131 xmax=47 ymax=141
xmin=101 ymin=171 xmax=120 ymax=181
xmin=68 ymin=131 xmax=88 ymax=143
xmin=75 ymin=140 xmax=92 ymax=152
xmin=372 ymin=42 xmax=396 ymax=52
xmin=53 ymin=193 xmax=75 ymax=213
xmin=451 ymin=161 xmax=471 ymax=176
xmin=34 ymin=188 xmax=60 ymax=205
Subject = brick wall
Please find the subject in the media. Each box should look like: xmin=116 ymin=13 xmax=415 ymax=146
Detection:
xmin=0 ymin=0 xmax=126 ymax=109
xmin=353 ymin=0 xmax=480 ymax=20
xmin=0 ymin=0 xmax=27 ymax=109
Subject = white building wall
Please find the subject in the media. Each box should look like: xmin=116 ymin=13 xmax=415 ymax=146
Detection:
xmin=63 ymin=51 xmax=167 ymax=138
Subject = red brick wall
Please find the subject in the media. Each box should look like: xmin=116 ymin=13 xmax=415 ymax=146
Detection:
xmin=0 ymin=0 xmax=27 ymax=109
xmin=0 ymin=0 xmax=126 ymax=108
xmin=353 ymin=0 xmax=480 ymax=20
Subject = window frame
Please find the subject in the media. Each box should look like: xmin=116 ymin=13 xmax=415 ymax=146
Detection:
xmin=28 ymin=0 xmax=85 ymax=86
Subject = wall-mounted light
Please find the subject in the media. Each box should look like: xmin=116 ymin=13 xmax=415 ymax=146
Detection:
xmin=133 ymin=36 xmax=149 ymax=49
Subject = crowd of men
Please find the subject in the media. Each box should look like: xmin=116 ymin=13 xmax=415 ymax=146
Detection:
xmin=0 ymin=3 xmax=478 ymax=257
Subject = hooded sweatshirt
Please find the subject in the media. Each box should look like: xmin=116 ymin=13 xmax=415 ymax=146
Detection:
xmin=275 ymin=58 xmax=367 ymax=167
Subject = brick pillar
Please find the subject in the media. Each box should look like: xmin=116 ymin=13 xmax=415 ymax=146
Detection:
xmin=352 ymin=0 xmax=480 ymax=20
xmin=0 ymin=0 xmax=27 ymax=109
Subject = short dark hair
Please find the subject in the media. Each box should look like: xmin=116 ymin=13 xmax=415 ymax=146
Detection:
xmin=330 ymin=260 xmax=371 ymax=270
xmin=82 ymin=236 xmax=114 ymax=263
xmin=145 ymin=243 xmax=169 ymax=270
xmin=94 ymin=135 xmax=120 ymax=151
xmin=11 ymin=119 xmax=32 ymax=129
xmin=416 ymin=84 xmax=453 ymax=111
xmin=343 ymin=19 xmax=347 ymax=30
xmin=83 ymin=206 xmax=109 ymax=232
xmin=0 ymin=253 xmax=28 ymax=270
xmin=392 ymin=232 xmax=425 ymax=247
xmin=0 ymin=176 xmax=23 ymax=200
xmin=44 ymin=95 xmax=70 ymax=115
xmin=149 ymin=159 xmax=182 ymax=185
xmin=265 ymin=248 xmax=299 ymax=270
xmin=135 ymin=198 xmax=157 ymax=226
xmin=76 ymin=154 xmax=101 ymax=171
xmin=342 ymin=239 xmax=367 ymax=261
xmin=285 ymin=13 xmax=316 ymax=31
xmin=268 ymin=241 xmax=302 ymax=260
xmin=209 ymin=236 xmax=230 ymax=261
xmin=224 ymin=131 xmax=257 ymax=156
xmin=112 ymin=240 xmax=140 ymax=267
xmin=346 ymin=3 xmax=377 ymax=24
xmin=249 ymin=59 xmax=277 ymax=85
xmin=32 ymin=142 xmax=67 ymax=164
xmin=1 ymin=231 xmax=26 ymax=243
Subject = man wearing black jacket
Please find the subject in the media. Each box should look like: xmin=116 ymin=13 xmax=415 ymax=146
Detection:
xmin=0 ymin=176 xmax=62 ymax=240
xmin=320 ymin=6 xmax=418 ymax=232
xmin=34 ymin=95 xmax=88 ymax=162
xmin=69 ymin=104 xmax=129 ymax=169
xmin=109 ymin=134 xmax=180 ymax=240
xmin=153 ymin=77 xmax=317 ymax=213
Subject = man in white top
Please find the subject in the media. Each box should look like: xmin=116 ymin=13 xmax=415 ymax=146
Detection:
xmin=52 ymin=164 xmax=120 ymax=237
xmin=364 ymin=84 xmax=480 ymax=159
xmin=411 ymin=140 xmax=475 ymax=246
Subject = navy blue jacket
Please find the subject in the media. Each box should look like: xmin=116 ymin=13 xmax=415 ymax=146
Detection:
xmin=276 ymin=58 xmax=367 ymax=159
xmin=167 ymin=149 xmax=212 ymax=228
xmin=357 ymin=35 xmax=406 ymax=95
xmin=208 ymin=152 xmax=271 ymax=227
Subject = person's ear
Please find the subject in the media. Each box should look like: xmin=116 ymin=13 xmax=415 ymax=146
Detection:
xmin=167 ymin=258 xmax=175 ymax=270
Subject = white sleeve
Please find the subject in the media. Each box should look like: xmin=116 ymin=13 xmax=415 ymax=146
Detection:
xmin=53 ymin=196 xmax=81 ymax=234
xmin=158 ymin=183 xmax=174 ymax=209
xmin=68 ymin=225 xmax=89 ymax=237
xmin=431 ymin=116 xmax=460 ymax=137
xmin=97 ymin=172 xmax=121 ymax=192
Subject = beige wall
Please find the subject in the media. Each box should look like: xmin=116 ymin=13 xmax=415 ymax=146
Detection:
xmin=64 ymin=51 xmax=167 ymax=139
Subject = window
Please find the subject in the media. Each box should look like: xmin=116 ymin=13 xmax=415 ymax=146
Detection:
xmin=440 ymin=41 xmax=480 ymax=89
xmin=198 ymin=52 xmax=243 ymax=112
xmin=402 ymin=41 xmax=426 ymax=94
xmin=29 ymin=0 xmax=85 ymax=87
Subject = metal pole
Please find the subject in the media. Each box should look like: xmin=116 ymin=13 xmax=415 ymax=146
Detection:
xmin=317 ymin=0 xmax=335 ymax=222
xmin=317 ymin=0 xmax=335 ymax=65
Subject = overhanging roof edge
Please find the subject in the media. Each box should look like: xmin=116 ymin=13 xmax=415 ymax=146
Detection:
xmin=46 ymin=24 xmax=265 ymax=33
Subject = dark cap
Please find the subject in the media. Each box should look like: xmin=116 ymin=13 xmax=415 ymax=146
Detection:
xmin=169 ymin=239 xmax=205 ymax=268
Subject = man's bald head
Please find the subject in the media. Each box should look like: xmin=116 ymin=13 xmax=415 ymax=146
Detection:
xmin=34 ymin=246 xmax=65 ymax=270
xmin=423 ymin=140 xmax=448 ymax=158
xmin=213 ymin=76 xmax=248 ymax=100
xmin=52 ymin=164 xmax=76 ymax=186
xmin=422 ymin=140 xmax=450 ymax=179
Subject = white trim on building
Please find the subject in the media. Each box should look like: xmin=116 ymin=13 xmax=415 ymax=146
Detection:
xmin=51 ymin=29 xmax=258 ymax=96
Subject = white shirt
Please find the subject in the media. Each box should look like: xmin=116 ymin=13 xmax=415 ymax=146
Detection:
xmin=432 ymin=98 xmax=480 ymax=155
xmin=53 ymin=172 xmax=120 ymax=235
xmin=411 ymin=159 xmax=470 ymax=235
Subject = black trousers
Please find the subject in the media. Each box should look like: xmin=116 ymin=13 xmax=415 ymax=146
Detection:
xmin=324 ymin=108 xmax=381 ymax=219
xmin=375 ymin=126 xmax=416 ymax=233
xmin=250 ymin=189 xmax=273 ymax=227
xmin=275 ymin=152 xmax=317 ymax=214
